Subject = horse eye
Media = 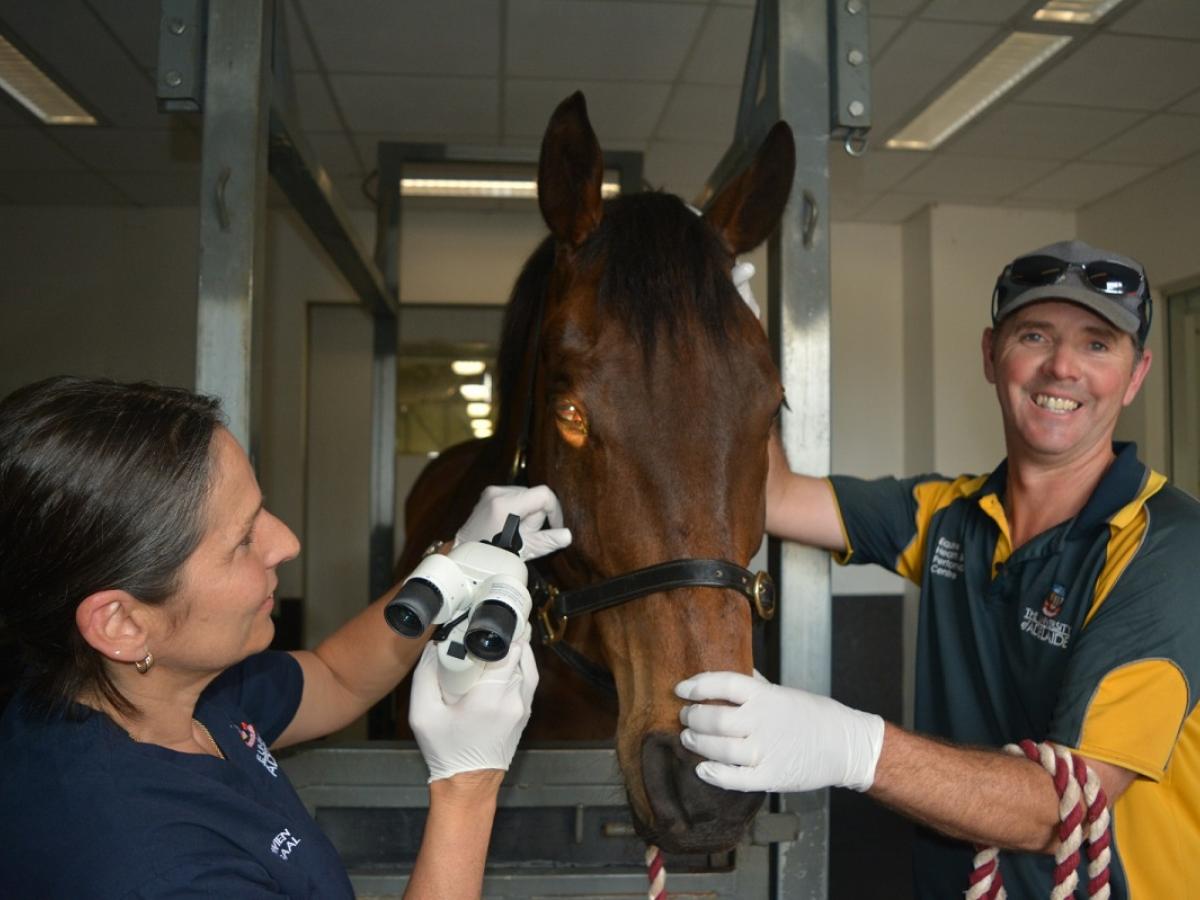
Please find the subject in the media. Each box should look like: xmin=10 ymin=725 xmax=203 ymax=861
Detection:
xmin=553 ymin=399 xmax=588 ymax=441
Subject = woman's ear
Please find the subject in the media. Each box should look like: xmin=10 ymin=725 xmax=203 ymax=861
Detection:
xmin=75 ymin=590 xmax=149 ymax=663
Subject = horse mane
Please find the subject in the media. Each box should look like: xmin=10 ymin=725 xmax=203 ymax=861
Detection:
xmin=496 ymin=192 xmax=739 ymax=430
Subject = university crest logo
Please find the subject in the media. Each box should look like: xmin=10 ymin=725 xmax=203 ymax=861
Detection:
xmin=1041 ymin=584 xmax=1066 ymax=619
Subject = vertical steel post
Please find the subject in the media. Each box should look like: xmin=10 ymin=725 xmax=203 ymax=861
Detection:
xmin=768 ymin=0 xmax=832 ymax=896
xmin=194 ymin=0 xmax=272 ymax=452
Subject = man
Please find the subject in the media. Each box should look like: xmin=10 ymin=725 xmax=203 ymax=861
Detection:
xmin=676 ymin=240 xmax=1200 ymax=898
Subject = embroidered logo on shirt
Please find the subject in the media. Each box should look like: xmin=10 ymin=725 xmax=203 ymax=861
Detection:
xmin=270 ymin=828 xmax=302 ymax=861
xmin=930 ymin=537 xmax=965 ymax=580
xmin=1020 ymin=606 xmax=1071 ymax=649
xmin=1041 ymin=584 xmax=1066 ymax=618
xmin=240 ymin=720 xmax=279 ymax=777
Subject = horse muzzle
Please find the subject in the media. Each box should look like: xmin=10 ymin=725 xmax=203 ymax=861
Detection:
xmin=635 ymin=730 xmax=764 ymax=854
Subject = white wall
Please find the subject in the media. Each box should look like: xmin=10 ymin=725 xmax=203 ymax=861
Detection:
xmin=1077 ymin=152 xmax=1200 ymax=475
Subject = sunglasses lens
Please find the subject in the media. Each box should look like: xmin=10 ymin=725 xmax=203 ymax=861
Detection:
xmin=1083 ymin=261 xmax=1142 ymax=296
xmin=1009 ymin=255 xmax=1066 ymax=286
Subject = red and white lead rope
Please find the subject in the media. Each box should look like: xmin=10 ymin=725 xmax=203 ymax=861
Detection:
xmin=968 ymin=740 xmax=1112 ymax=900
xmin=645 ymin=844 xmax=667 ymax=900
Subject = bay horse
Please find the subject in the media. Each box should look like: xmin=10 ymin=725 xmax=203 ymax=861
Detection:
xmin=398 ymin=92 xmax=794 ymax=855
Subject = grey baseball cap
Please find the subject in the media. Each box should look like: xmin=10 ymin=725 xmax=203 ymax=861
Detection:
xmin=991 ymin=239 xmax=1152 ymax=345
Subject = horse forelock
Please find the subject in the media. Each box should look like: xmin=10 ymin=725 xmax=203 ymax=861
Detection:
xmin=581 ymin=193 xmax=738 ymax=356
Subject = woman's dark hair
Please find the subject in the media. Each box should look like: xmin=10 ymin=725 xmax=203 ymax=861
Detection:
xmin=0 ymin=376 xmax=224 ymax=717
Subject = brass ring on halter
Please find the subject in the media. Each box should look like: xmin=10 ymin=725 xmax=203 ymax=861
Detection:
xmin=751 ymin=571 xmax=776 ymax=621
xmin=537 ymin=586 xmax=567 ymax=645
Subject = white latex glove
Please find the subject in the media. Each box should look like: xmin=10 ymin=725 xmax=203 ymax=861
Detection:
xmin=454 ymin=484 xmax=572 ymax=561
xmin=675 ymin=671 xmax=884 ymax=793
xmin=409 ymin=636 xmax=538 ymax=782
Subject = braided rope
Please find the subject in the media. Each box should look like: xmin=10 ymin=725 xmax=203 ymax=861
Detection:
xmin=645 ymin=844 xmax=667 ymax=900
xmin=968 ymin=741 xmax=1111 ymax=899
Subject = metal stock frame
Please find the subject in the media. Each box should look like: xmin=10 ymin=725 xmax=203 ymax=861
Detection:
xmin=174 ymin=0 xmax=863 ymax=893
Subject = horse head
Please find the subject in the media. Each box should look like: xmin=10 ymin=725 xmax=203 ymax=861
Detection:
xmin=511 ymin=92 xmax=795 ymax=853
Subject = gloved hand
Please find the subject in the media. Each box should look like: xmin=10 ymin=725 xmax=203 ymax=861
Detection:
xmin=675 ymin=671 xmax=884 ymax=793
xmin=409 ymin=635 xmax=538 ymax=782
xmin=454 ymin=484 xmax=572 ymax=560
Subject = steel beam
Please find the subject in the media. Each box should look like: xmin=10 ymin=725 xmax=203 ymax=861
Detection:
xmin=193 ymin=0 xmax=271 ymax=452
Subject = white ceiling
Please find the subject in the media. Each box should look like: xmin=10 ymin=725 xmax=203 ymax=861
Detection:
xmin=0 ymin=0 xmax=1197 ymax=223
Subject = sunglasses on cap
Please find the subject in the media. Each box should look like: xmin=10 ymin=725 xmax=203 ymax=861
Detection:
xmin=992 ymin=254 xmax=1152 ymax=344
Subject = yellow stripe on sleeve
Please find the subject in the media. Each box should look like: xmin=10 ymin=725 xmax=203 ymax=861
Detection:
xmin=895 ymin=475 xmax=989 ymax=583
xmin=1077 ymin=659 xmax=1190 ymax=779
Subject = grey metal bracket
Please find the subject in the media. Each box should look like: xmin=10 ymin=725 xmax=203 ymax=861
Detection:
xmin=829 ymin=0 xmax=872 ymax=155
xmin=157 ymin=0 xmax=206 ymax=112
xmin=750 ymin=812 xmax=802 ymax=845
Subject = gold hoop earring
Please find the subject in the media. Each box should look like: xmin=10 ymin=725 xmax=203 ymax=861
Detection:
xmin=134 ymin=651 xmax=155 ymax=674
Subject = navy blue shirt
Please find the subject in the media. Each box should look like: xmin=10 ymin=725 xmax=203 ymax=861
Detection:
xmin=0 ymin=652 xmax=354 ymax=898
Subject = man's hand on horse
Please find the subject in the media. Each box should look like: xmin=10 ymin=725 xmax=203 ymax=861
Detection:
xmin=675 ymin=671 xmax=884 ymax=794
xmin=456 ymin=484 xmax=572 ymax=561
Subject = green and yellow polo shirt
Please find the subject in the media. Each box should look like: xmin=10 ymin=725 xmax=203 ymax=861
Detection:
xmin=829 ymin=443 xmax=1200 ymax=900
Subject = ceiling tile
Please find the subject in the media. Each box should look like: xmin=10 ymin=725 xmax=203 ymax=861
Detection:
xmin=944 ymin=103 xmax=1146 ymax=159
xmin=892 ymin=155 xmax=1061 ymax=200
xmin=870 ymin=0 xmax=926 ymax=14
xmin=870 ymin=17 xmax=906 ymax=55
xmin=0 ymin=1 xmax=165 ymax=130
xmin=656 ymin=84 xmax=740 ymax=143
xmin=331 ymin=175 xmax=374 ymax=210
xmin=506 ymin=80 xmax=669 ymax=142
xmin=829 ymin=190 xmax=879 ymax=221
xmin=293 ymin=73 xmax=345 ymax=132
xmin=1017 ymin=34 xmax=1200 ymax=111
xmin=0 ymin=170 xmax=131 ymax=205
xmin=829 ymin=147 xmax=928 ymax=193
xmin=683 ymin=5 xmax=754 ymax=86
xmin=1013 ymin=160 xmax=1154 ymax=204
xmin=298 ymin=0 xmax=500 ymax=75
xmin=1084 ymin=113 xmax=1200 ymax=166
xmin=1109 ymin=0 xmax=1200 ymax=39
xmin=281 ymin=0 xmax=318 ymax=73
xmin=303 ymin=131 xmax=365 ymax=177
xmin=106 ymin=172 xmax=201 ymax=206
xmin=333 ymin=75 xmax=499 ymax=137
xmin=856 ymin=192 xmax=938 ymax=223
xmin=86 ymin=0 xmax=160 ymax=68
xmin=51 ymin=124 xmax=201 ymax=173
xmin=507 ymin=0 xmax=705 ymax=81
xmin=643 ymin=139 xmax=727 ymax=201
xmin=920 ymin=0 xmax=1030 ymax=23
xmin=871 ymin=21 xmax=1000 ymax=136
xmin=1170 ymin=89 xmax=1200 ymax=115
xmin=0 ymin=128 xmax=86 ymax=171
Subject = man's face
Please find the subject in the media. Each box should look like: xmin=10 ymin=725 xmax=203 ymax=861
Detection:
xmin=982 ymin=300 xmax=1151 ymax=467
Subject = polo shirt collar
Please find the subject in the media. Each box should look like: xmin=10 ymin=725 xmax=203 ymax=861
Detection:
xmin=976 ymin=442 xmax=1147 ymax=540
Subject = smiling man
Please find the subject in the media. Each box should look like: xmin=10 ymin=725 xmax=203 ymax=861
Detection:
xmin=675 ymin=240 xmax=1200 ymax=898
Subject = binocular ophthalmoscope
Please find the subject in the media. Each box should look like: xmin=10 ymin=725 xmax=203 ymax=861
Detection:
xmin=384 ymin=514 xmax=532 ymax=701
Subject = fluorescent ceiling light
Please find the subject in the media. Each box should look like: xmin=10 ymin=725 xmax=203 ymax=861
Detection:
xmin=451 ymin=360 xmax=486 ymax=376
xmin=886 ymin=32 xmax=1071 ymax=151
xmin=0 ymin=33 xmax=96 ymax=125
xmin=1034 ymin=0 xmax=1126 ymax=24
xmin=471 ymin=419 xmax=494 ymax=438
xmin=402 ymin=177 xmax=620 ymax=200
xmin=465 ymin=402 xmax=491 ymax=418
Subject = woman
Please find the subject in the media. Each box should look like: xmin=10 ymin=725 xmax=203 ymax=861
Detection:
xmin=0 ymin=376 xmax=569 ymax=898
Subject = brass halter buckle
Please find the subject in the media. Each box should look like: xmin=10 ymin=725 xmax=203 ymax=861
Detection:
xmin=536 ymin=583 xmax=567 ymax=645
xmin=751 ymin=570 xmax=776 ymax=621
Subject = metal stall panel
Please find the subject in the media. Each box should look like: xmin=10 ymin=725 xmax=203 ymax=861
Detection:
xmin=282 ymin=745 xmax=774 ymax=899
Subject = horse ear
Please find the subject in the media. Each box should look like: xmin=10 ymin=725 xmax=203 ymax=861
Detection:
xmin=703 ymin=122 xmax=795 ymax=255
xmin=538 ymin=92 xmax=605 ymax=248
